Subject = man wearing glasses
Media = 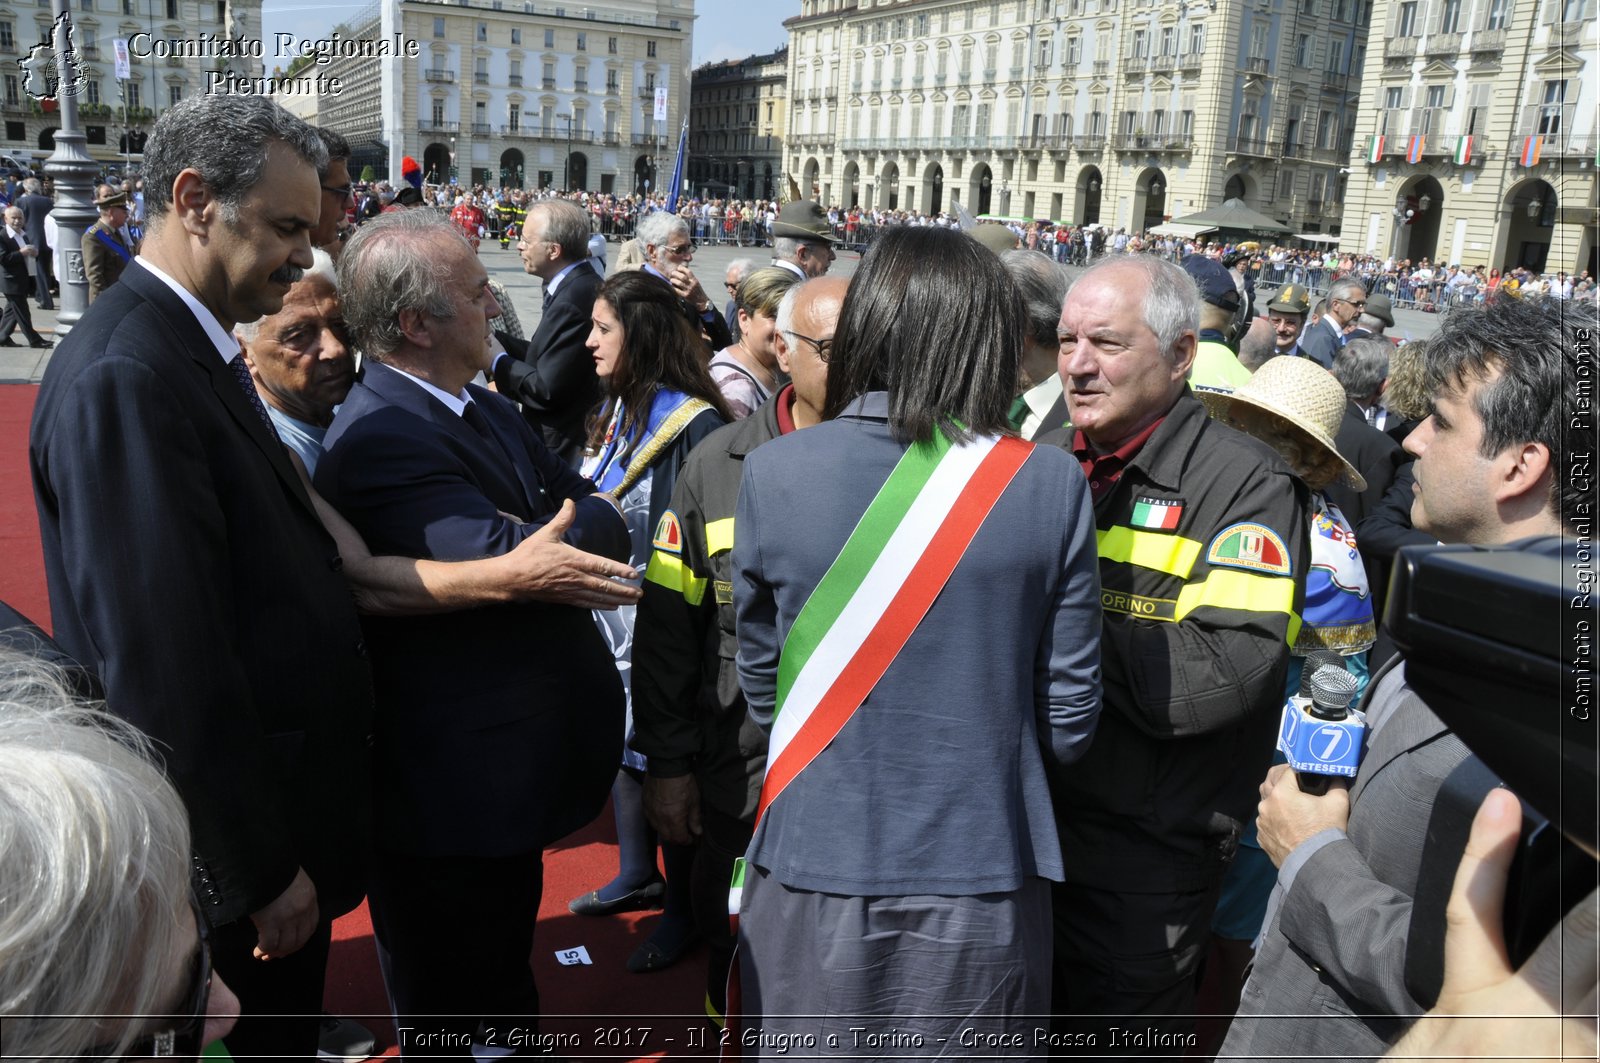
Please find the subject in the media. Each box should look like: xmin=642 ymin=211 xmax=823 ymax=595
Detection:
xmin=313 ymin=127 xmax=355 ymax=259
xmin=1299 ymin=278 xmax=1367 ymax=369
xmin=636 ymin=210 xmax=733 ymax=352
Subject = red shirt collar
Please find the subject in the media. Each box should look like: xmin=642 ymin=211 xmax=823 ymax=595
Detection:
xmin=1072 ymin=417 xmax=1165 ymax=502
xmin=774 ymin=384 xmax=799 ymax=435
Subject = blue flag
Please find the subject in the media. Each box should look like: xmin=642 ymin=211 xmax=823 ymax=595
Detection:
xmin=664 ymin=119 xmax=688 ymax=212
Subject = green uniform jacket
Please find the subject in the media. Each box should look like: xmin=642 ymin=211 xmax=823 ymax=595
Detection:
xmin=630 ymin=394 xmax=782 ymax=823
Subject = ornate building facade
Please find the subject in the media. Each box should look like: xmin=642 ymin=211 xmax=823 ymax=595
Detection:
xmin=688 ymin=46 xmax=786 ymax=200
xmin=317 ymin=0 xmax=694 ymax=192
xmin=783 ymin=0 xmax=1369 ymax=233
xmin=0 ymin=0 xmax=262 ymax=166
xmin=1342 ymin=0 xmax=1596 ymax=273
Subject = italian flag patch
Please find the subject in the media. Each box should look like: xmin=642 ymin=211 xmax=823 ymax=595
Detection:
xmin=1131 ymin=497 xmax=1183 ymax=530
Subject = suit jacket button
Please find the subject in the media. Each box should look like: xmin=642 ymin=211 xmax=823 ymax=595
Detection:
xmin=354 ymin=639 xmax=367 ymax=658
xmin=328 ymin=554 xmax=344 ymax=572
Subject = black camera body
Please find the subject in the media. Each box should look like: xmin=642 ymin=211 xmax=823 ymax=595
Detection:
xmin=1386 ymin=536 xmax=1597 ymax=1007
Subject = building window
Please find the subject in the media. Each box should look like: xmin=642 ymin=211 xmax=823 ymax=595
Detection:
xmin=510 ymin=27 xmax=520 ymax=44
xmin=215 ymin=0 xmax=224 ymax=19
xmin=1440 ymin=0 xmax=1462 ymax=31
xmin=0 ymin=23 xmax=12 ymax=50
xmin=509 ymin=102 xmax=520 ymax=130
xmin=126 ymin=81 xmax=140 ymax=108
xmin=1397 ymin=1 xmax=1419 ymax=34
xmin=576 ymin=32 xmax=585 ymax=50
xmin=122 ymin=0 xmax=132 ymax=13
xmin=86 ymin=78 xmax=99 ymax=103
xmin=607 ymin=68 xmax=618 ymax=89
xmin=544 ymin=28 xmax=554 ymax=47
xmin=432 ymin=99 xmax=445 ymax=126
xmin=607 ymin=36 xmax=617 ymax=53
xmin=166 ymin=0 xmax=177 ymax=18
xmin=647 ymin=40 xmax=657 ymax=57
xmin=169 ymin=83 xmax=181 ymax=107
xmin=477 ymin=23 xmax=486 ymax=41
xmin=1486 ymin=0 xmax=1511 ymax=27
xmin=4 ymin=74 xmax=18 ymax=106
xmin=1188 ymin=24 xmax=1205 ymax=52
xmin=1326 ymin=38 xmax=1344 ymax=72
xmin=433 ymin=16 xmax=444 ymax=37
xmin=1295 ymin=34 xmax=1311 ymax=66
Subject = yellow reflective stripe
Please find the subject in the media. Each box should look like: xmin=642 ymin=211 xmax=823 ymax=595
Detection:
xmin=644 ymin=550 xmax=707 ymax=607
xmin=1174 ymin=568 xmax=1302 ymax=644
xmin=706 ymin=517 xmax=735 ymax=557
xmin=1097 ymin=526 xmax=1203 ymax=580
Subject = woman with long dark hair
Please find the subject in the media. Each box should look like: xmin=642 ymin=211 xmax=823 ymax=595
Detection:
xmin=729 ymin=226 xmax=1104 ymax=1046
xmin=568 ymin=269 xmax=730 ymax=973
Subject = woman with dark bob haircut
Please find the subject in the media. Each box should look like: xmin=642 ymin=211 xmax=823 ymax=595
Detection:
xmin=568 ymin=268 xmax=730 ymax=974
xmin=729 ymin=226 xmax=1105 ymax=1044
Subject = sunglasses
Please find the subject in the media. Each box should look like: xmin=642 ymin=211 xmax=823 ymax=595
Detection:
xmin=82 ymin=900 xmax=213 ymax=1060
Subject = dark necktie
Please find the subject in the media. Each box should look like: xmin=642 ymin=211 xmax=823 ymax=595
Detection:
xmin=542 ymin=287 xmax=554 ymax=312
xmin=226 ymin=352 xmax=277 ymax=436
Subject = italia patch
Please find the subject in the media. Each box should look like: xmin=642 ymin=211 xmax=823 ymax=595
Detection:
xmin=652 ymin=510 xmax=684 ymax=555
xmin=1207 ymin=522 xmax=1292 ymax=575
xmin=1131 ymin=496 xmax=1184 ymax=531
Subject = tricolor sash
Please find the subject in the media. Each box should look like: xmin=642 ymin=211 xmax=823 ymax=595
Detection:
xmin=719 ymin=429 xmax=1031 ymax=1050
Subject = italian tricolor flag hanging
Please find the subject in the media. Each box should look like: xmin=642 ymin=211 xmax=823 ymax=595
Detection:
xmin=1454 ymin=135 xmax=1473 ymax=165
xmin=1131 ymin=497 xmax=1183 ymax=530
xmin=1368 ymin=135 xmax=1385 ymax=164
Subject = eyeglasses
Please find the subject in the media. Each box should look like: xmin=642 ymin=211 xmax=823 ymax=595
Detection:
xmin=785 ymin=331 xmax=832 ymax=363
xmin=1340 ymin=298 xmax=1367 ymax=309
xmin=664 ymin=242 xmax=696 ymax=257
xmin=83 ymin=900 xmax=213 ymax=1060
xmin=321 ymin=183 xmax=355 ymax=201
xmin=724 ymin=281 xmax=740 ymax=292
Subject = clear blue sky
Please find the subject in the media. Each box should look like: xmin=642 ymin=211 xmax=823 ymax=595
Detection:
xmin=261 ymin=0 xmax=797 ymax=71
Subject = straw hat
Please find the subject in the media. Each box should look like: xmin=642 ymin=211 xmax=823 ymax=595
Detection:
xmin=1200 ymin=356 xmax=1366 ymax=490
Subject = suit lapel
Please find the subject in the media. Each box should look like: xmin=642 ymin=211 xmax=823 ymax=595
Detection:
xmin=1350 ymin=659 xmax=1451 ymax=804
xmin=122 ymin=265 xmax=320 ymax=522
xmin=363 ymin=363 xmax=538 ymax=518
xmin=467 ymin=383 xmax=546 ymax=515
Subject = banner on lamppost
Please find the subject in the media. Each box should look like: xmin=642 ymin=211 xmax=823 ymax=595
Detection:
xmin=653 ymin=85 xmax=668 ymax=122
xmin=112 ymin=37 xmax=130 ymax=79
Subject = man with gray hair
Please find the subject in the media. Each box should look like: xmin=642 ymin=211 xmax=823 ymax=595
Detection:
xmin=316 ymin=209 xmax=630 ymax=1052
xmin=1044 ymin=253 xmax=1307 ymax=1048
xmin=1299 ymin=276 xmax=1368 ymax=369
xmin=1001 ymin=249 xmax=1070 ymax=439
xmin=768 ymin=200 xmax=837 ymax=280
xmin=637 ymin=209 xmax=733 ymax=350
xmin=723 ymin=255 xmax=754 ymax=339
xmin=16 ymin=175 xmax=54 ymax=310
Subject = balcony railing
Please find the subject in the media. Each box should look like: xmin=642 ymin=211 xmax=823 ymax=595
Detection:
xmin=1075 ymin=133 xmax=1106 ymax=151
xmin=508 ymin=73 xmax=522 ymax=86
xmin=1229 ymin=135 xmax=1273 ymax=156
xmin=631 ymin=132 xmax=659 ymax=145
xmin=474 ymin=73 xmax=489 ymax=85
xmin=1424 ymin=32 xmax=1463 ymax=54
xmin=574 ymin=80 xmax=587 ymax=91
xmin=1385 ymin=36 xmax=1418 ymax=57
xmin=1151 ymin=54 xmax=1176 ymax=72
xmin=418 ymin=119 xmax=460 ymax=133
xmin=1123 ymin=56 xmax=1149 ymax=72
xmin=542 ymin=77 xmax=556 ymax=88
xmin=1246 ymin=56 xmax=1270 ymax=74
xmin=1179 ymin=52 xmax=1203 ymax=71
xmin=600 ymin=131 xmax=621 ymax=146
xmin=606 ymin=83 xmax=619 ymax=94
xmin=471 ymin=122 xmax=492 ymax=134
xmin=1471 ymin=27 xmax=1506 ymax=51
xmin=1092 ymin=60 xmax=1110 ymax=76
xmin=502 ymin=124 xmax=534 ymax=137
xmin=637 ymin=86 xmax=656 ymax=97
xmin=1322 ymin=70 xmax=1349 ymax=93
xmin=425 ymin=68 xmax=455 ymax=83
xmin=1017 ymin=133 xmax=1073 ymax=151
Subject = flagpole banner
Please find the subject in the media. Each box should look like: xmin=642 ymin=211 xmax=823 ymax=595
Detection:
xmin=653 ymin=85 xmax=668 ymax=122
xmin=664 ymin=119 xmax=687 ymax=212
xmin=113 ymin=37 xmax=130 ymax=80
xmin=1406 ymin=135 xmax=1424 ymax=164
xmin=1521 ymin=135 xmax=1542 ymax=167
xmin=1367 ymin=135 xmax=1384 ymax=164
xmin=1453 ymin=135 xmax=1472 ymax=165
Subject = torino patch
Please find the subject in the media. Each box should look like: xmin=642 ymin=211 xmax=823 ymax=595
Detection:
xmin=1206 ymin=522 xmax=1292 ymax=575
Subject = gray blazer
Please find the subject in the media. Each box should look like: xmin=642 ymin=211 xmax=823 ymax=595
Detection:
xmin=1220 ymin=658 xmax=1472 ymax=1061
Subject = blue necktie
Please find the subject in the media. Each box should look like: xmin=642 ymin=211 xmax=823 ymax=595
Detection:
xmin=227 ymin=352 xmax=277 ymax=436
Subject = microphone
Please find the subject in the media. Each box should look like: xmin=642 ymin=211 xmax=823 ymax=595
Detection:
xmin=1278 ymin=662 xmax=1365 ymax=796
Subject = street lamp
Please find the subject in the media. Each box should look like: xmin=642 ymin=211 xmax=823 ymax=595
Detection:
xmin=557 ymin=111 xmax=572 ymax=190
xmin=43 ymin=0 xmax=96 ymax=332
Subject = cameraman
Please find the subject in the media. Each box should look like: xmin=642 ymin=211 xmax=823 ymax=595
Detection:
xmin=1221 ymin=295 xmax=1591 ymax=1059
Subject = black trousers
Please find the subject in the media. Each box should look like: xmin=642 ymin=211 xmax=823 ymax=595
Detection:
xmin=29 ymin=251 xmax=52 ymax=308
xmin=210 ymin=914 xmax=333 ymax=1062
xmin=368 ymin=848 xmax=545 ymax=1060
xmin=0 ymin=290 xmax=43 ymax=343
xmin=1050 ymin=878 xmax=1223 ymax=1058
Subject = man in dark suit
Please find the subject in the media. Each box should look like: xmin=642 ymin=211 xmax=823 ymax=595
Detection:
xmin=316 ymin=210 xmax=630 ymax=1057
xmin=0 ymin=205 xmax=49 ymax=346
xmin=492 ymin=197 xmax=602 ymax=465
xmin=16 ymin=176 xmax=54 ymax=309
xmin=1221 ymin=296 xmax=1580 ymax=1061
xmin=30 ymin=95 xmax=369 ymax=1061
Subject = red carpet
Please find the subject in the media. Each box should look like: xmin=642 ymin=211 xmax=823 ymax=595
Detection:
xmin=2 ymin=384 xmax=710 ymax=1061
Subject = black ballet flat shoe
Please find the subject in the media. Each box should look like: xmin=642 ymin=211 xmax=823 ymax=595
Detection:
xmin=566 ymin=877 xmax=665 ymax=917
xmin=29 ymin=338 xmax=52 ymax=348
xmin=626 ymin=930 xmax=698 ymax=974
